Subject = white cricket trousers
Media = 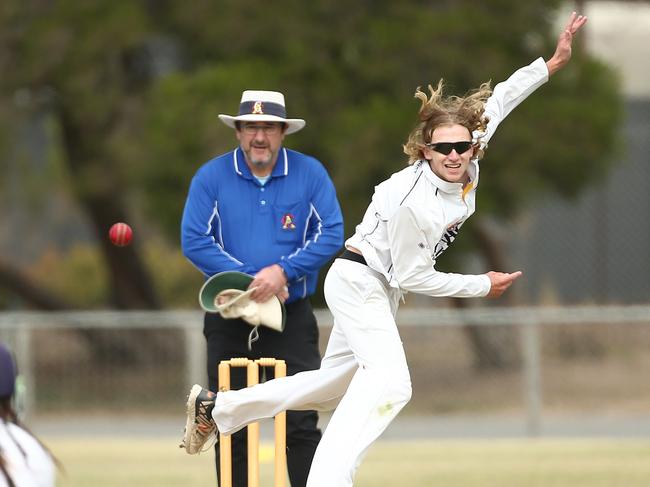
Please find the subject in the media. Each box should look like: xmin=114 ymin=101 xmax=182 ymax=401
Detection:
xmin=212 ymin=258 xmax=412 ymax=486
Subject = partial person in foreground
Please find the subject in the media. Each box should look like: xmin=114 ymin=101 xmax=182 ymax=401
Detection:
xmin=0 ymin=342 xmax=57 ymax=487
xmin=180 ymin=12 xmax=587 ymax=487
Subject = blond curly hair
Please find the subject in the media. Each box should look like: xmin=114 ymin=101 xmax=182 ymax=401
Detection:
xmin=403 ymin=80 xmax=492 ymax=164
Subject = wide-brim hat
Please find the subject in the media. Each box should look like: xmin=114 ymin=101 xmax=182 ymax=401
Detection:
xmin=0 ymin=342 xmax=16 ymax=398
xmin=199 ymin=271 xmax=286 ymax=332
xmin=218 ymin=90 xmax=306 ymax=135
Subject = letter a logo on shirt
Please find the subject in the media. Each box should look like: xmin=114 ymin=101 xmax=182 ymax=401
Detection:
xmin=281 ymin=214 xmax=296 ymax=230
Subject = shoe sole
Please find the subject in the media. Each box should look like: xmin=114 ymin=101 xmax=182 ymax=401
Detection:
xmin=183 ymin=384 xmax=204 ymax=454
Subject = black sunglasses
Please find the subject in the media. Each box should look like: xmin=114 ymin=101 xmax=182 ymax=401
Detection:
xmin=426 ymin=141 xmax=473 ymax=155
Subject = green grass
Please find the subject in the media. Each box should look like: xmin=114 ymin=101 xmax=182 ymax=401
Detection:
xmin=47 ymin=437 xmax=650 ymax=487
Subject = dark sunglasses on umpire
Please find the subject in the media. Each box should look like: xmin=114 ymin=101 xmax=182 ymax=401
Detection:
xmin=426 ymin=141 xmax=473 ymax=155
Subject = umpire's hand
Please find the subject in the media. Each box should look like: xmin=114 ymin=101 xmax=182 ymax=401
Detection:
xmin=250 ymin=264 xmax=289 ymax=303
xmin=485 ymin=271 xmax=523 ymax=298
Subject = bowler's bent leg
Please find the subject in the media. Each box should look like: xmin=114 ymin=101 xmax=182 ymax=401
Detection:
xmin=306 ymin=260 xmax=412 ymax=487
xmin=213 ymin=347 xmax=358 ymax=435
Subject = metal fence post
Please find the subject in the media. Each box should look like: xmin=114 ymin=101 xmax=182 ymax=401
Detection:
xmin=15 ymin=325 xmax=34 ymax=420
xmin=521 ymin=314 xmax=542 ymax=436
xmin=184 ymin=325 xmax=206 ymax=387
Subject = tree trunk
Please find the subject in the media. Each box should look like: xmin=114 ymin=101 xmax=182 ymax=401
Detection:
xmin=57 ymin=106 xmax=160 ymax=310
xmin=0 ymin=258 xmax=73 ymax=310
xmin=49 ymin=105 xmax=171 ymax=366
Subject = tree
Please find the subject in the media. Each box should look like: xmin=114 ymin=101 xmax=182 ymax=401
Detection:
xmin=0 ymin=1 xmax=621 ymax=368
xmin=136 ymin=1 xmax=619 ymax=238
xmin=138 ymin=1 xmax=620 ymax=369
xmin=0 ymin=2 xmax=164 ymax=308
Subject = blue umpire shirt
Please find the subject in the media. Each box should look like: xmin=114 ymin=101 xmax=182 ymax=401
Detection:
xmin=181 ymin=146 xmax=344 ymax=303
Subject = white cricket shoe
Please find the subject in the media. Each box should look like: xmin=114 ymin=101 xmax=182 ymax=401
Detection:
xmin=180 ymin=384 xmax=217 ymax=454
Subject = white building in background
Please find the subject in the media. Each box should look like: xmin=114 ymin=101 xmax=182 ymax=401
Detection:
xmin=584 ymin=1 xmax=650 ymax=99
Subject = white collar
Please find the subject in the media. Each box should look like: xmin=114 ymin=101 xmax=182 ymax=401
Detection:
xmin=419 ymin=159 xmax=479 ymax=193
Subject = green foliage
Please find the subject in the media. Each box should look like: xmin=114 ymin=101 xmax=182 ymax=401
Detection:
xmin=27 ymin=241 xmax=200 ymax=308
xmin=136 ymin=0 xmax=621 ymax=239
xmin=31 ymin=245 xmax=109 ymax=307
xmin=0 ymin=0 xmax=623 ymax=305
xmin=142 ymin=240 xmax=204 ymax=308
xmin=478 ymin=57 xmax=622 ymax=219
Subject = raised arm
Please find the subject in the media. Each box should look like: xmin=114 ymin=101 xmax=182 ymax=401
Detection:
xmin=477 ymin=12 xmax=587 ymax=149
xmin=546 ymin=12 xmax=588 ymax=76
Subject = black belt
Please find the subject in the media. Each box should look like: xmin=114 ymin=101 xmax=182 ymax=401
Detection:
xmin=339 ymin=249 xmax=367 ymax=266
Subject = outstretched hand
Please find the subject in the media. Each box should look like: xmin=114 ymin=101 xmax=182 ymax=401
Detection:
xmin=485 ymin=271 xmax=522 ymax=298
xmin=546 ymin=11 xmax=588 ymax=76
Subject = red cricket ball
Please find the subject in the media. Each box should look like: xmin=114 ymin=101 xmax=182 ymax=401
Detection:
xmin=109 ymin=222 xmax=133 ymax=247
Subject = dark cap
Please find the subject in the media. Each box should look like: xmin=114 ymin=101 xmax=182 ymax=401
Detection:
xmin=0 ymin=342 xmax=17 ymax=398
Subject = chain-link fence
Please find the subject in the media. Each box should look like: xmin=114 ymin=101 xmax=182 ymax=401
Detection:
xmin=2 ymin=306 xmax=649 ymax=437
xmin=505 ymin=100 xmax=650 ymax=305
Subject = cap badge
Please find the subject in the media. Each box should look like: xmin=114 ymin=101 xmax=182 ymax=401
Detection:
xmin=252 ymin=101 xmax=264 ymax=115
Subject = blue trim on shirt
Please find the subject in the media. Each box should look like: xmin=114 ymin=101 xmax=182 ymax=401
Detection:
xmin=181 ymin=147 xmax=344 ymax=302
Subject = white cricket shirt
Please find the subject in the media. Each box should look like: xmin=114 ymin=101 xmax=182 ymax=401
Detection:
xmin=0 ymin=422 xmax=55 ymax=487
xmin=346 ymin=57 xmax=549 ymax=298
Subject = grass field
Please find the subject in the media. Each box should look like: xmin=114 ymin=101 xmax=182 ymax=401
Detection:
xmin=47 ymin=436 xmax=650 ymax=487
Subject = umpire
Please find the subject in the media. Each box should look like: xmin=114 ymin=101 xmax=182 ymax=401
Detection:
xmin=181 ymin=89 xmax=344 ymax=487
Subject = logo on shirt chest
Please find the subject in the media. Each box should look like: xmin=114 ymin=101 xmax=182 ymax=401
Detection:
xmin=281 ymin=213 xmax=296 ymax=230
xmin=433 ymin=222 xmax=462 ymax=259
